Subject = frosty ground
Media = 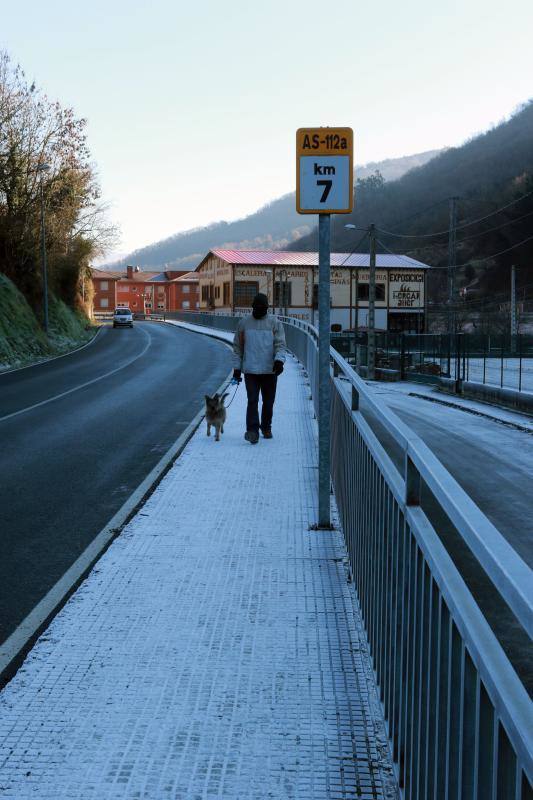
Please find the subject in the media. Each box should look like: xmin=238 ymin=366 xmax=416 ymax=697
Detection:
xmin=0 ymin=333 xmax=397 ymax=800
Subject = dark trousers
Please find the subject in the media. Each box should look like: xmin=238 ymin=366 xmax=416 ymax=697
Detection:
xmin=244 ymin=373 xmax=278 ymax=433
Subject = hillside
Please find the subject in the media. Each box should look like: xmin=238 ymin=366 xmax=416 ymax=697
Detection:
xmin=0 ymin=273 xmax=94 ymax=371
xmin=102 ymin=150 xmax=440 ymax=271
xmin=292 ymin=101 xmax=533 ymax=310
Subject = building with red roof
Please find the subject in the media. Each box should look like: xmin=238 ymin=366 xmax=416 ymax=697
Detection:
xmin=91 ymin=266 xmax=199 ymax=315
xmin=195 ymin=249 xmax=431 ymax=332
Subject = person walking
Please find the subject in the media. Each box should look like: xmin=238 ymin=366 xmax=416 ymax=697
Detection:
xmin=232 ymin=293 xmax=286 ymax=444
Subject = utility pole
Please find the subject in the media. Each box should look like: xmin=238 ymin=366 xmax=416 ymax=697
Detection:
xmin=511 ymin=264 xmax=517 ymax=352
xmin=447 ymin=196 xmax=458 ymax=333
xmin=39 ymin=177 xmax=49 ymax=333
xmin=367 ymin=224 xmax=376 ymax=380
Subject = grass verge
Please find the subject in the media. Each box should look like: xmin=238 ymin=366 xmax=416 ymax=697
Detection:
xmin=0 ymin=273 xmax=96 ymax=372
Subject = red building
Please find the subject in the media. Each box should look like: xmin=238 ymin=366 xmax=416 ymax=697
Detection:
xmin=91 ymin=266 xmax=199 ymax=314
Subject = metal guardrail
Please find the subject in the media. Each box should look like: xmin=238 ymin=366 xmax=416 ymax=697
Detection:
xmin=337 ymin=331 xmax=533 ymax=393
xmin=169 ymin=310 xmax=533 ymax=798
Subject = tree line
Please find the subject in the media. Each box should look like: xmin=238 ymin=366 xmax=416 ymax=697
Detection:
xmin=0 ymin=51 xmax=116 ymax=320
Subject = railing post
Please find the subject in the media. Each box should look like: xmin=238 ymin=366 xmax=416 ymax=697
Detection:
xmin=519 ymin=334 xmax=522 ymax=393
xmin=455 ymin=334 xmax=462 ymax=394
xmin=405 ymin=454 xmax=421 ymax=506
xmin=351 ymin=385 xmax=359 ymax=411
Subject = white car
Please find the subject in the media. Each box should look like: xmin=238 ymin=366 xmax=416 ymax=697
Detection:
xmin=113 ymin=307 xmax=133 ymax=328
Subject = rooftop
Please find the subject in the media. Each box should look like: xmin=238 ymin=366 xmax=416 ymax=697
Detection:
xmin=170 ymin=271 xmax=199 ymax=283
xmin=200 ymin=248 xmax=430 ymax=270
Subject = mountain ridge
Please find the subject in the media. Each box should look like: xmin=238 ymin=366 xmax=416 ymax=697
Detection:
xmin=101 ymin=150 xmax=441 ymax=272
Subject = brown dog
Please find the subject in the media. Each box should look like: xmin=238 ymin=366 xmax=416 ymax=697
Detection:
xmin=205 ymin=393 xmax=228 ymax=441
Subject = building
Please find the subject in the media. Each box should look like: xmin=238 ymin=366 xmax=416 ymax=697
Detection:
xmin=91 ymin=266 xmax=199 ymax=314
xmin=195 ymin=249 xmax=430 ymax=332
xmin=167 ymin=272 xmax=200 ymax=312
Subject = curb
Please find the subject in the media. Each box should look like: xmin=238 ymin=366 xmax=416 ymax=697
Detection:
xmin=408 ymin=391 xmax=533 ymax=434
xmin=0 ymin=325 xmax=103 ymax=377
xmin=164 ymin=319 xmax=234 ymax=346
xmin=0 ymin=342 xmax=233 ymax=688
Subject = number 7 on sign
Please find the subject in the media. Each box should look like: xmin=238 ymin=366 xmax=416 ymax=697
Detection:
xmin=317 ymin=180 xmax=332 ymax=203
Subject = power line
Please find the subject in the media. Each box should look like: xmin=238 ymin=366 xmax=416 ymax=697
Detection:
xmin=447 ymin=233 xmax=533 ymax=271
xmin=376 ymin=188 xmax=533 ymax=240
xmin=456 ymin=208 xmax=533 ymax=242
xmin=376 ymin=233 xmax=533 ymax=272
xmin=338 ymin=230 xmax=370 ymax=267
xmin=375 ymin=237 xmax=437 ymax=271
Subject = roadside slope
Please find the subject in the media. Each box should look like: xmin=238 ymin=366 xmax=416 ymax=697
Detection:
xmin=0 ymin=273 xmax=94 ymax=372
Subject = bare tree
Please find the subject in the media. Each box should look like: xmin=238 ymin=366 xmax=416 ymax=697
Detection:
xmin=0 ymin=51 xmax=118 ymax=314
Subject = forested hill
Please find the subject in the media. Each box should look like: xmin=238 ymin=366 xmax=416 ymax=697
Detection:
xmin=292 ymin=101 xmax=533 ymax=303
xmin=102 ymin=150 xmax=440 ymax=271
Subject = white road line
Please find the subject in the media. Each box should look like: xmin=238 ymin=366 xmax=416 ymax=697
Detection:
xmin=0 ymin=326 xmax=152 ymax=424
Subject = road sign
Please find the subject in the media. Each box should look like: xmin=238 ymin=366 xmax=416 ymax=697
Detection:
xmin=296 ymin=127 xmax=353 ymax=214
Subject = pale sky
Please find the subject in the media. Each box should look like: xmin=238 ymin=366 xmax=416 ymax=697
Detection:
xmin=2 ymin=0 xmax=533 ymax=260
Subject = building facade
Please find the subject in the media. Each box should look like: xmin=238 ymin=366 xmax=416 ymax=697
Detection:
xmin=91 ymin=267 xmax=199 ymax=314
xmin=195 ymin=250 xmax=429 ymax=332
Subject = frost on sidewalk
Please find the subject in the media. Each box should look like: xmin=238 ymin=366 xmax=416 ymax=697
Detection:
xmin=0 ymin=355 xmax=397 ymax=799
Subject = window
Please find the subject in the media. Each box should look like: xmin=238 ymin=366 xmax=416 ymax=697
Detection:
xmin=145 ymin=302 xmax=152 ymax=308
xmin=214 ymin=286 xmax=221 ymax=300
xmin=234 ymin=281 xmax=259 ymax=307
xmin=274 ymin=281 xmax=292 ymax=308
xmin=118 ymin=285 xmax=128 ymax=292
xmin=157 ymin=303 xmax=165 ymax=309
xmin=357 ymin=283 xmax=385 ymax=301
xmin=100 ymin=298 xmax=109 ymax=308
xmin=182 ymin=284 xmax=190 ymax=293
xmin=100 ymin=280 xmax=108 ymax=291
xmin=158 ymin=287 xmax=165 ymax=295
xmin=201 ymin=285 xmax=211 ymax=303
xmin=132 ymin=286 xmax=137 ymax=292
xmin=182 ymin=300 xmax=190 ymax=309
xmin=223 ymin=282 xmax=230 ymax=305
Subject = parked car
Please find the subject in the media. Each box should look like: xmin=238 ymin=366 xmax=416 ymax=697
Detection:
xmin=113 ymin=307 xmax=133 ymax=328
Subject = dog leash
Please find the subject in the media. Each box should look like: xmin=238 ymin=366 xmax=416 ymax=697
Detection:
xmin=224 ymin=379 xmax=240 ymax=409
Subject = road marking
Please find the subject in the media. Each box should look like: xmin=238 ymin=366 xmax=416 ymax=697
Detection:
xmin=0 ymin=326 xmax=152 ymax=424
xmin=0 ymin=367 xmax=233 ymax=684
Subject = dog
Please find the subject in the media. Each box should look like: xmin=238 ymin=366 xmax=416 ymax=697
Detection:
xmin=205 ymin=393 xmax=228 ymax=441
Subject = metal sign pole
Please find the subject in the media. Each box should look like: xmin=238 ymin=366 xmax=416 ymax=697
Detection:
xmin=295 ymin=127 xmax=353 ymax=528
xmin=318 ymin=213 xmax=331 ymax=527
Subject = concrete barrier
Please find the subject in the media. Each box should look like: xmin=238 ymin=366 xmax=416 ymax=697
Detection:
xmin=439 ymin=377 xmax=533 ymax=415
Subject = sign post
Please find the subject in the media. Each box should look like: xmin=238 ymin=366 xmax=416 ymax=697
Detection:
xmin=296 ymin=127 xmax=353 ymax=527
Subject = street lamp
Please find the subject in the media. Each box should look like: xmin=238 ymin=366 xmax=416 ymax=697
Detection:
xmin=36 ymin=163 xmax=51 ymax=333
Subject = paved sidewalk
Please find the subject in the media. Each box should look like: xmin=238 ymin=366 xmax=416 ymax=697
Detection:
xmin=0 ymin=342 xmax=397 ymax=799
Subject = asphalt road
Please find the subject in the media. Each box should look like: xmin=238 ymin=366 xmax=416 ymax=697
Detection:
xmin=355 ymin=383 xmax=533 ymax=692
xmin=0 ymin=322 xmax=232 ymax=646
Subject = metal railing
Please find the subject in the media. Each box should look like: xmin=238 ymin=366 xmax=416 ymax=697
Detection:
xmin=169 ymin=310 xmax=533 ymax=798
xmin=332 ymin=331 xmax=533 ymax=392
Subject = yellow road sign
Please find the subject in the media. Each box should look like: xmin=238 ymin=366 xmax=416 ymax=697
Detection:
xmin=296 ymin=127 xmax=354 ymax=214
